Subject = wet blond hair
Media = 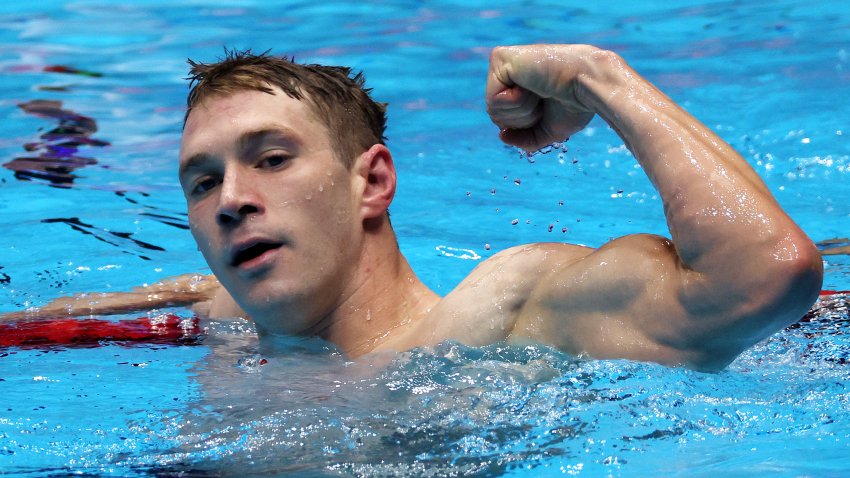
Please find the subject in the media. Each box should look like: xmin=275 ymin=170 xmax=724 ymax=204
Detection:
xmin=185 ymin=49 xmax=387 ymax=167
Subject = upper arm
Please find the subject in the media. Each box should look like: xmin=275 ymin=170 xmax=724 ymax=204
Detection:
xmin=510 ymin=233 xmax=821 ymax=370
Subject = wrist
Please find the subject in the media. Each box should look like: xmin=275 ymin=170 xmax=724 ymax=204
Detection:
xmin=574 ymin=48 xmax=631 ymax=114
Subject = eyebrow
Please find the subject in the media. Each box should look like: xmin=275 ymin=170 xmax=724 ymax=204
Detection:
xmin=179 ymin=125 xmax=301 ymax=179
xmin=237 ymin=125 xmax=301 ymax=155
xmin=178 ymin=152 xmax=212 ymax=181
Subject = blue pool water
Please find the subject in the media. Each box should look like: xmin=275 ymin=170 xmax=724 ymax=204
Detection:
xmin=1 ymin=0 xmax=849 ymax=476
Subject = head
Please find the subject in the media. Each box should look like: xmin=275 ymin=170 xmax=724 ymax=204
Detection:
xmin=179 ymin=51 xmax=398 ymax=335
xmin=185 ymin=49 xmax=388 ymax=168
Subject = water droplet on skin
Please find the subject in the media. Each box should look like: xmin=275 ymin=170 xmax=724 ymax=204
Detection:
xmin=366 ymin=309 xmax=372 ymax=322
xmin=318 ymin=184 xmax=324 ymax=192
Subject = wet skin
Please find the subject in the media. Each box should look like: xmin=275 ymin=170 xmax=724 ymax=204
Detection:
xmin=16 ymin=44 xmax=821 ymax=372
xmin=179 ymin=90 xmax=365 ymax=337
xmin=182 ymin=45 xmax=822 ymax=371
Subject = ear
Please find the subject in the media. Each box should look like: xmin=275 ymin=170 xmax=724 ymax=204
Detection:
xmin=354 ymin=144 xmax=396 ymax=220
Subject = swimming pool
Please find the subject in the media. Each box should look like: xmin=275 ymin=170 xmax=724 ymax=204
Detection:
xmin=1 ymin=0 xmax=848 ymax=475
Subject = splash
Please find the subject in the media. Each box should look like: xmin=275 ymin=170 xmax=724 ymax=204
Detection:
xmin=517 ymin=140 xmax=569 ymax=163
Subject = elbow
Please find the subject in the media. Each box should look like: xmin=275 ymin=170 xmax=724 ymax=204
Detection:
xmin=672 ymin=234 xmax=823 ymax=373
xmin=781 ymin=236 xmax=823 ymax=308
xmin=757 ymin=233 xmax=823 ymax=327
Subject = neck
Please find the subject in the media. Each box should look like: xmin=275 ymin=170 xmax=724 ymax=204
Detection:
xmin=301 ymin=222 xmax=439 ymax=357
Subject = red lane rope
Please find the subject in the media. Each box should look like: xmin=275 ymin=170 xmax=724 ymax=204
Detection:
xmin=0 ymin=314 xmax=203 ymax=348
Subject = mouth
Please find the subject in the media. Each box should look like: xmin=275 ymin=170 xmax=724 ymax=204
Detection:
xmin=230 ymin=241 xmax=283 ymax=268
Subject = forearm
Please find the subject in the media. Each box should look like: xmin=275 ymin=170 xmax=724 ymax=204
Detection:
xmin=1 ymin=274 xmax=221 ymax=321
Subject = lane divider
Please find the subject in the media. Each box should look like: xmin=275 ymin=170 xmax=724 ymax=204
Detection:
xmin=0 ymin=314 xmax=203 ymax=349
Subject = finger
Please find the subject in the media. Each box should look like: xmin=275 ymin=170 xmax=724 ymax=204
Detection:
xmin=487 ymin=86 xmax=543 ymax=130
xmin=499 ymin=128 xmax=546 ymax=151
xmin=500 ymin=105 xmax=593 ymax=152
xmin=484 ymin=46 xmax=516 ymax=100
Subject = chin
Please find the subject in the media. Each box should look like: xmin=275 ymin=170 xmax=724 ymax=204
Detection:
xmin=240 ymin=283 xmax=314 ymax=328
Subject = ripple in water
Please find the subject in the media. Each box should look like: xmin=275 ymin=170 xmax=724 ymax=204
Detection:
xmin=113 ymin=296 xmax=850 ymax=476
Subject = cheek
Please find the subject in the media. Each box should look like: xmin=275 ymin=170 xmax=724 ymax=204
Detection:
xmin=188 ymin=213 xmax=216 ymax=257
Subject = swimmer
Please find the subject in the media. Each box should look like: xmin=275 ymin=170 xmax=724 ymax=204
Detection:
xmin=4 ymin=44 xmax=823 ymax=371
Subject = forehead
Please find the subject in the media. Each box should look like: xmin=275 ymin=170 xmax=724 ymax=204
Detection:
xmin=180 ymin=88 xmax=330 ymax=162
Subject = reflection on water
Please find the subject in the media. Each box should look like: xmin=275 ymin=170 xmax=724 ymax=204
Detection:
xmin=3 ymin=99 xmax=108 ymax=187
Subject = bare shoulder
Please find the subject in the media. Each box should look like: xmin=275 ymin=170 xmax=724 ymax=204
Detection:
xmin=412 ymin=242 xmax=594 ymax=346
xmin=460 ymin=242 xmax=595 ymax=292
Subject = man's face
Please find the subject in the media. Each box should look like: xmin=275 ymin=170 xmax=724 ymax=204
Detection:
xmin=179 ymin=88 xmax=362 ymax=334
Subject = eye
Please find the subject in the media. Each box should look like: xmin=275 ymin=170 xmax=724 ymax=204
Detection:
xmin=191 ymin=176 xmax=221 ymax=196
xmin=258 ymin=153 xmax=291 ymax=169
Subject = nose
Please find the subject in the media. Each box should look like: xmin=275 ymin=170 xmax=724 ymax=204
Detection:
xmin=216 ymin=169 xmax=263 ymax=226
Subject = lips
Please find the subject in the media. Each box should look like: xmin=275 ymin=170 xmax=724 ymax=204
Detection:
xmin=230 ymin=240 xmax=283 ymax=268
